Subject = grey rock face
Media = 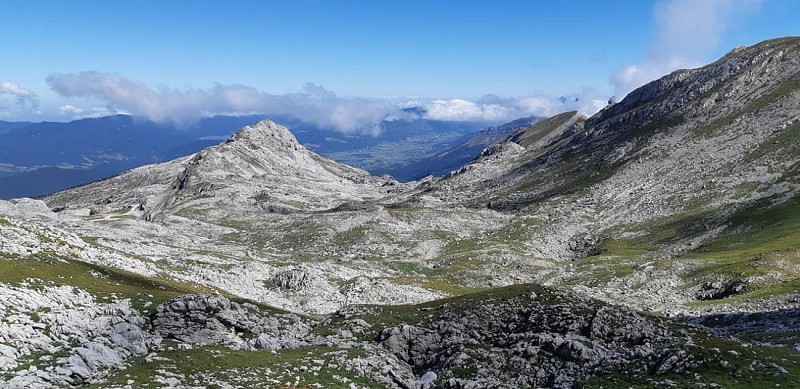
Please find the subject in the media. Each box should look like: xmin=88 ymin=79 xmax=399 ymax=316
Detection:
xmin=695 ymin=279 xmax=748 ymax=300
xmin=150 ymin=294 xmax=312 ymax=350
xmin=151 ymin=294 xmax=238 ymax=345
xmin=380 ymin=325 xmax=444 ymax=368
xmin=0 ymin=283 xmax=157 ymax=388
xmin=375 ymin=287 xmax=693 ymax=389
xmin=271 ymin=268 xmax=311 ymax=291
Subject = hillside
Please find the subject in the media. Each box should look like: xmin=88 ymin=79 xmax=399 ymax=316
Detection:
xmin=383 ymin=115 xmax=543 ymax=181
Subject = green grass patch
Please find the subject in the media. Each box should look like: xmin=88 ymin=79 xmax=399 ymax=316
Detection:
xmin=333 ymin=225 xmax=368 ymax=247
xmin=593 ymin=238 xmax=651 ymax=258
xmin=681 ymin=195 xmax=800 ymax=302
xmin=391 ymin=275 xmax=483 ymax=296
xmin=693 ymin=195 xmax=800 ymax=261
xmin=0 ymin=254 xmax=216 ymax=313
xmin=92 ymin=344 xmax=384 ymax=389
xmin=745 ymin=122 xmax=800 ymax=163
xmin=80 ymin=236 xmax=100 ymax=244
xmin=384 ymin=261 xmax=424 ymax=274
xmin=446 ymin=238 xmax=479 ymax=254
xmin=511 ymin=111 xmax=580 ymax=148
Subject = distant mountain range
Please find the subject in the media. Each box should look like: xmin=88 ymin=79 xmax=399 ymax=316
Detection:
xmin=0 ymin=113 xmax=496 ymax=199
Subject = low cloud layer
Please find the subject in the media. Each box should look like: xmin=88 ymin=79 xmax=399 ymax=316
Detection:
xmin=48 ymin=72 xmax=404 ymax=134
xmin=611 ymin=0 xmax=761 ymax=97
xmin=47 ymin=71 xmax=608 ymax=132
xmin=421 ymin=93 xmax=607 ymax=122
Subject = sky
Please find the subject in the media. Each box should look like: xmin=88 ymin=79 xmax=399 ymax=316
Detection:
xmin=0 ymin=0 xmax=799 ymax=133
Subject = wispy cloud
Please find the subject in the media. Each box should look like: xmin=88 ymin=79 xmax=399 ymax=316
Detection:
xmin=47 ymin=71 xmax=405 ymax=134
xmin=0 ymin=81 xmax=37 ymax=99
xmin=610 ymin=0 xmax=762 ymax=97
xmin=58 ymin=104 xmax=119 ymax=119
xmin=0 ymin=81 xmax=39 ymax=118
xmin=58 ymin=104 xmax=83 ymax=115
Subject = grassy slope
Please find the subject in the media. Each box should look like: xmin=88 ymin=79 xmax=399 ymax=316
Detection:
xmin=92 ymin=344 xmax=384 ymax=389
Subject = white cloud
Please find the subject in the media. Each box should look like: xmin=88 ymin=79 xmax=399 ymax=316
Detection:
xmin=0 ymin=81 xmax=37 ymax=98
xmin=423 ymin=99 xmax=511 ymax=121
xmin=47 ymin=72 xmax=404 ymax=134
xmin=46 ymin=72 xmax=610 ymax=130
xmin=59 ymin=104 xmax=84 ymax=115
xmin=85 ymin=106 xmax=120 ymax=118
xmin=611 ymin=0 xmax=762 ymax=97
xmin=421 ymin=91 xmax=608 ymax=122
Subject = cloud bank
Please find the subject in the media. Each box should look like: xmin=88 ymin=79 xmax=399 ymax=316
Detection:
xmin=48 ymin=72 xmax=404 ymax=134
xmin=611 ymin=0 xmax=761 ymax=97
xmin=421 ymin=93 xmax=607 ymax=122
xmin=48 ymin=71 xmax=608 ymax=132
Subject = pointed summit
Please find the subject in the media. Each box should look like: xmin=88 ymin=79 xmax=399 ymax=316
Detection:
xmin=226 ymin=120 xmax=302 ymax=150
xmin=44 ymin=120 xmax=387 ymax=220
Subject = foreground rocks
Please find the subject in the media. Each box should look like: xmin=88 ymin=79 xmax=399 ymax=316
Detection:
xmin=0 ymin=282 xmax=157 ymax=388
xmin=2 ymin=282 xmax=798 ymax=388
xmin=150 ymin=293 xmax=313 ymax=350
xmin=375 ymin=287 xmax=691 ymax=388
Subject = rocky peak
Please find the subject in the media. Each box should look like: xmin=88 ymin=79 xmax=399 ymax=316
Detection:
xmin=226 ymin=120 xmax=303 ymax=151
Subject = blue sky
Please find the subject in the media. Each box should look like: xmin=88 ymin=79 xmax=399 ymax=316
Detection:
xmin=1 ymin=0 xmax=798 ymax=132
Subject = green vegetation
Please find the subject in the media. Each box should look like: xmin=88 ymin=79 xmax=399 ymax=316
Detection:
xmin=333 ymin=225 xmax=368 ymax=247
xmin=80 ymin=235 xmax=99 ymax=244
xmin=511 ymin=111 xmax=579 ymax=148
xmin=445 ymin=238 xmax=479 ymax=254
xmin=746 ymin=122 xmax=800 ymax=163
xmin=0 ymin=254 xmax=216 ymax=313
xmin=391 ymin=275 xmax=482 ymax=295
xmin=564 ymin=257 xmax=638 ymax=286
xmin=322 ymin=283 xmax=580 ymax=340
xmin=678 ymin=195 xmax=800 ymax=302
xmin=92 ymin=344 xmax=383 ymax=389
xmin=383 ymin=260 xmax=422 ymax=274
xmin=584 ymin=333 xmax=800 ymax=388
xmin=694 ymin=195 xmax=800 ymax=262
xmin=593 ymin=238 xmax=651 ymax=258
xmin=732 ymin=181 xmax=760 ymax=199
